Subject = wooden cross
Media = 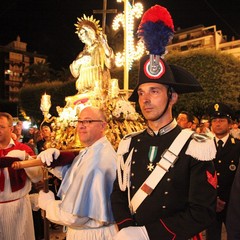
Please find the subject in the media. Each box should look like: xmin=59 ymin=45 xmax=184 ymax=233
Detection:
xmin=93 ymin=0 xmax=117 ymax=33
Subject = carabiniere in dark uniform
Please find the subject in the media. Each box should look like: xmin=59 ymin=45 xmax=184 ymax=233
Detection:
xmin=111 ymin=120 xmax=217 ymax=240
xmin=111 ymin=5 xmax=217 ymax=240
xmin=214 ymin=135 xmax=240 ymax=219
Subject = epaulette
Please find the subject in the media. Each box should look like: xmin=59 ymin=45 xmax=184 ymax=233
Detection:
xmin=118 ymin=130 xmax=144 ymax=155
xmin=230 ymin=137 xmax=236 ymax=144
xmin=122 ymin=130 xmax=144 ymax=140
xmin=185 ymin=133 xmax=216 ymax=161
xmin=191 ymin=133 xmax=211 ymax=142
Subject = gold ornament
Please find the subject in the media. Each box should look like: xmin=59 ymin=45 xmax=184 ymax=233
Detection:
xmin=214 ymin=103 xmax=219 ymax=112
xmin=75 ymin=15 xmax=102 ymax=35
xmin=147 ymin=163 xmax=155 ymax=171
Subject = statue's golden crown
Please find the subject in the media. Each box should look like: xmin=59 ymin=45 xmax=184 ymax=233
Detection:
xmin=75 ymin=15 xmax=102 ymax=34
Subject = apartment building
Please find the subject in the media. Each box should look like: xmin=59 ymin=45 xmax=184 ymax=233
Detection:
xmin=167 ymin=24 xmax=240 ymax=60
xmin=0 ymin=36 xmax=47 ymax=103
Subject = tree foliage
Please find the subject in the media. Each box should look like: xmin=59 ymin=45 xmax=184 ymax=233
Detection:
xmin=23 ymin=61 xmax=55 ymax=84
xmin=165 ymin=50 xmax=240 ymax=117
xmin=19 ymin=80 xmax=76 ymax=124
xmin=23 ymin=62 xmax=74 ymax=84
xmin=19 ymin=49 xmax=240 ymax=122
xmin=56 ymin=67 xmax=74 ymax=82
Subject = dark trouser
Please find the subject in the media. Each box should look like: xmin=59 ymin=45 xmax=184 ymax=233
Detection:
xmin=205 ymin=217 xmax=224 ymax=240
xmin=32 ymin=210 xmax=44 ymax=240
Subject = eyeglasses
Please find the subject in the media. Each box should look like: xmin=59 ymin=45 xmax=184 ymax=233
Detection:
xmin=77 ymin=120 xmax=103 ymax=127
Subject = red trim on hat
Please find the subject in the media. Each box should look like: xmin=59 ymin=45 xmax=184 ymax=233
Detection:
xmin=144 ymin=58 xmax=165 ymax=79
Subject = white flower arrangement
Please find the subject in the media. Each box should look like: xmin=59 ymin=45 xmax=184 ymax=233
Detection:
xmin=112 ymin=99 xmax=139 ymax=121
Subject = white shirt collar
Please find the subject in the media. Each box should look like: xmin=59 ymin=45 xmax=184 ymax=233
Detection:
xmin=4 ymin=138 xmax=16 ymax=149
xmin=215 ymin=134 xmax=229 ymax=146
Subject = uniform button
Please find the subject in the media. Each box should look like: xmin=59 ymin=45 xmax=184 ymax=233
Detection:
xmin=217 ymin=185 xmax=219 ymax=188
xmin=132 ymin=186 xmax=135 ymax=189
xmin=134 ymin=149 xmax=138 ymax=152
xmin=167 ymin=178 xmax=171 ymax=182
xmin=218 ymin=160 xmax=221 ymax=163
xmin=164 ymin=191 xmax=168 ymax=195
xmin=162 ymin=205 xmax=166 ymax=209
xmin=137 ymin=139 xmax=141 ymax=142
xmin=131 ymin=173 xmax=135 ymax=176
xmin=217 ymin=172 xmax=220 ymax=176
xmin=132 ymin=161 xmax=135 ymax=164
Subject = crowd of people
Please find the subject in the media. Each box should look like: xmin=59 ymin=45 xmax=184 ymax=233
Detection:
xmin=176 ymin=110 xmax=240 ymax=139
xmin=1 ymin=102 xmax=240 ymax=240
xmin=1 ymin=4 xmax=240 ymax=240
xmin=1 ymin=101 xmax=239 ymax=240
xmin=9 ymin=121 xmax=61 ymax=239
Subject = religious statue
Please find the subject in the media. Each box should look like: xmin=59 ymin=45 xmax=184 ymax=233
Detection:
xmin=43 ymin=14 xmax=145 ymax=151
xmin=69 ymin=15 xmax=115 ymax=100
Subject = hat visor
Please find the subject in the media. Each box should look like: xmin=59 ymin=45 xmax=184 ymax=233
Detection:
xmin=210 ymin=114 xmax=232 ymax=120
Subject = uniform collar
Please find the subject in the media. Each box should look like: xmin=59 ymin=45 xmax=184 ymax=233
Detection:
xmin=147 ymin=119 xmax=177 ymax=136
xmin=214 ymin=133 xmax=229 ymax=147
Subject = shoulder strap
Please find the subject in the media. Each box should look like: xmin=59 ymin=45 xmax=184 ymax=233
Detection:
xmin=117 ymin=130 xmax=144 ymax=192
xmin=130 ymin=129 xmax=193 ymax=214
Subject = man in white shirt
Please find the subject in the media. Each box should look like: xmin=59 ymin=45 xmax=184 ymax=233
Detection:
xmin=38 ymin=106 xmax=117 ymax=240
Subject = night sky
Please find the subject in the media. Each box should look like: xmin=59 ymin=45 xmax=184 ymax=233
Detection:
xmin=0 ymin=0 xmax=239 ymax=70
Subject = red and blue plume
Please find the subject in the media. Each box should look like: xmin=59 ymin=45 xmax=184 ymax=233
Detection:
xmin=138 ymin=5 xmax=174 ymax=56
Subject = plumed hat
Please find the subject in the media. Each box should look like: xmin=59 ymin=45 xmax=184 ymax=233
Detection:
xmin=129 ymin=5 xmax=203 ymax=102
xmin=129 ymin=55 xmax=203 ymax=101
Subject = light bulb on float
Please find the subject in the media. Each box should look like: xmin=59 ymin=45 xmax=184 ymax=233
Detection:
xmin=109 ymin=78 xmax=120 ymax=99
xmin=40 ymin=93 xmax=51 ymax=119
xmin=93 ymin=81 xmax=102 ymax=98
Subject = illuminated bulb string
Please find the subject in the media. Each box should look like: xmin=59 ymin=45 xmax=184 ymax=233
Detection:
xmin=112 ymin=1 xmax=145 ymax=69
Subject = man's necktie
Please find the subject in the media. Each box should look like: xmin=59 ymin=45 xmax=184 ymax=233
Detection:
xmin=217 ymin=139 xmax=224 ymax=154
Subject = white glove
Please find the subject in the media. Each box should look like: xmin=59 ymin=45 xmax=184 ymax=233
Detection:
xmin=113 ymin=226 xmax=150 ymax=240
xmin=38 ymin=190 xmax=55 ymax=210
xmin=37 ymin=148 xmax=60 ymax=166
xmin=6 ymin=150 xmax=26 ymax=161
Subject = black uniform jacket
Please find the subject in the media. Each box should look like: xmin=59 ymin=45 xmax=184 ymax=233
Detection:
xmin=214 ymin=136 xmax=240 ymax=219
xmin=111 ymin=126 xmax=217 ymax=240
xmin=226 ymin=162 xmax=240 ymax=240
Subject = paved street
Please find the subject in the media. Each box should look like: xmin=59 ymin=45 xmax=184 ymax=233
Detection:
xmin=50 ymin=226 xmax=66 ymax=240
xmin=49 ymin=226 xmax=227 ymax=240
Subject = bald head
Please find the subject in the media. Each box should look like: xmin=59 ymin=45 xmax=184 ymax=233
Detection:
xmin=80 ymin=106 xmax=106 ymax=122
xmin=77 ymin=106 xmax=107 ymax=147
